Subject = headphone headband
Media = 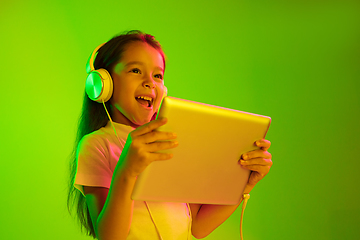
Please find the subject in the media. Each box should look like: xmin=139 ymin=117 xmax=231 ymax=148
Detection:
xmin=86 ymin=43 xmax=106 ymax=74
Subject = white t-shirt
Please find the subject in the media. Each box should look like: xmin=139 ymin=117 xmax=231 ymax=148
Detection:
xmin=75 ymin=121 xmax=192 ymax=240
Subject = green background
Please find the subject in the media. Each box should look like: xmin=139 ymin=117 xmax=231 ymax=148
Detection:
xmin=1 ymin=0 xmax=359 ymax=239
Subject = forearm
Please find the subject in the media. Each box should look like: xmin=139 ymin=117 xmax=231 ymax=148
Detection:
xmin=192 ymin=184 xmax=254 ymax=239
xmin=192 ymin=200 xmax=242 ymax=238
xmin=96 ymin=168 xmax=137 ymax=240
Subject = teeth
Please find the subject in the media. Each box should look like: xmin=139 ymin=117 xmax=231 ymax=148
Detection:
xmin=137 ymin=96 xmax=153 ymax=101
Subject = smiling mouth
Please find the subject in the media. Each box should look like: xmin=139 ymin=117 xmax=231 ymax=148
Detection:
xmin=135 ymin=96 xmax=153 ymax=108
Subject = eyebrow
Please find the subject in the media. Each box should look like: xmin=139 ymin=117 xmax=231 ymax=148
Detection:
xmin=126 ymin=61 xmax=164 ymax=72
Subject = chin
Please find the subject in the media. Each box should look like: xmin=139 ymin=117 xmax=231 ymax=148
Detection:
xmin=132 ymin=116 xmax=153 ymax=127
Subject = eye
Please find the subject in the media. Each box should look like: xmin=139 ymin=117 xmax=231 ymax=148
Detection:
xmin=154 ymin=74 xmax=163 ymax=80
xmin=130 ymin=68 xmax=141 ymax=74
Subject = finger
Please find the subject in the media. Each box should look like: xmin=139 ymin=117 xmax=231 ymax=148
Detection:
xmin=240 ymin=157 xmax=273 ymax=167
xmin=241 ymin=163 xmax=271 ymax=173
xmin=255 ymin=139 xmax=271 ymax=151
xmin=146 ymin=140 xmax=179 ymax=152
xmin=131 ymin=118 xmax=168 ymax=138
xmin=242 ymin=150 xmax=272 ymax=161
xmin=140 ymin=130 xmax=177 ymax=144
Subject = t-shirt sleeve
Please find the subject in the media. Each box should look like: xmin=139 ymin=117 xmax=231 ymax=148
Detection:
xmin=74 ymin=134 xmax=113 ymax=196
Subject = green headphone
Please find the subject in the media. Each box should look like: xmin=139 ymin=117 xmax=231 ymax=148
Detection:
xmin=85 ymin=43 xmax=113 ymax=103
xmin=85 ymin=43 xmax=167 ymax=103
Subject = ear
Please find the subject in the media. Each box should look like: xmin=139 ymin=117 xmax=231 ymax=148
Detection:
xmin=163 ymin=86 xmax=168 ymax=99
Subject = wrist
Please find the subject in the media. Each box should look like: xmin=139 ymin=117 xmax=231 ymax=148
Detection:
xmin=119 ymin=168 xmax=138 ymax=182
xmin=243 ymin=184 xmax=255 ymax=194
xmin=112 ymin=164 xmax=138 ymax=186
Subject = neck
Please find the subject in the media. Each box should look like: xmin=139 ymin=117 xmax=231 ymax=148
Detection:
xmin=110 ymin=105 xmax=140 ymax=128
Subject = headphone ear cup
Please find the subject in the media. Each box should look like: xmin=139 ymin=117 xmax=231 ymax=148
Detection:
xmin=85 ymin=68 xmax=113 ymax=103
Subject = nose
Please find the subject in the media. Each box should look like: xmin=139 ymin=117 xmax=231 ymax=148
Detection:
xmin=143 ymin=75 xmax=155 ymax=89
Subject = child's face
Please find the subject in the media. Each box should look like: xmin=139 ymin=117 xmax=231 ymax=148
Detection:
xmin=110 ymin=41 xmax=165 ymax=128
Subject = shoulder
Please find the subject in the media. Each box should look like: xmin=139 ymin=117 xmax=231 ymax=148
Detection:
xmin=80 ymin=128 xmax=109 ymax=147
xmin=77 ymin=123 xmax=133 ymax=164
xmin=77 ymin=127 xmax=113 ymax=158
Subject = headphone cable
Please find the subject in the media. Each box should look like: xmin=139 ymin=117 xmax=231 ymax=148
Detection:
xmin=240 ymin=193 xmax=250 ymax=240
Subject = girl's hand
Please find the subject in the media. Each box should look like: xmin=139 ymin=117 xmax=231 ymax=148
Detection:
xmin=119 ymin=117 xmax=178 ymax=178
xmin=240 ymin=139 xmax=272 ymax=189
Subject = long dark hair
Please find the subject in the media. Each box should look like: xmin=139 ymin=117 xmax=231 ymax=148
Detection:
xmin=67 ymin=30 xmax=165 ymax=238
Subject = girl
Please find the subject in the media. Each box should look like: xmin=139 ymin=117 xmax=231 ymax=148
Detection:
xmin=68 ymin=30 xmax=272 ymax=240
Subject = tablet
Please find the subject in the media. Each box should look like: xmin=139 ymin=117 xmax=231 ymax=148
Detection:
xmin=131 ymin=96 xmax=271 ymax=205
